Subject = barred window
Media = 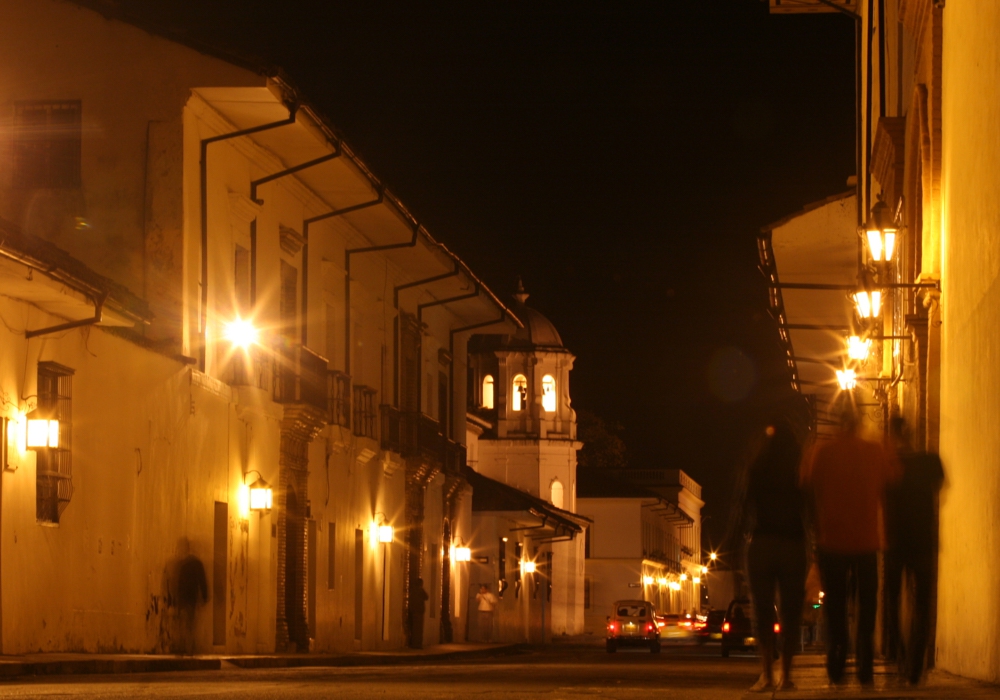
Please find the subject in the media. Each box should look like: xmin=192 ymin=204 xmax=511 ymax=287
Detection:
xmin=13 ymin=101 xmax=82 ymax=189
xmin=352 ymin=385 xmax=377 ymax=438
xmin=34 ymin=362 xmax=74 ymax=524
xmin=329 ymin=371 xmax=351 ymax=428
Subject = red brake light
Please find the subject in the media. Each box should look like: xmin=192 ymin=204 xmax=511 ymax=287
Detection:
xmin=774 ymin=622 xmax=781 ymax=634
xmin=722 ymin=622 xmax=730 ymax=633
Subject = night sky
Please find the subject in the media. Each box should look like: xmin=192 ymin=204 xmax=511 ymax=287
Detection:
xmin=115 ymin=0 xmax=855 ymax=545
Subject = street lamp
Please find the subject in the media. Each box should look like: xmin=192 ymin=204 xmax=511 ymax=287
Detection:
xmin=852 ymin=289 xmax=882 ymax=319
xmin=836 ymin=369 xmax=858 ymax=391
xmin=26 ymin=417 xmax=59 ymax=448
xmin=865 ymin=199 xmax=898 ymax=263
xmin=224 ymin=317 xmax=259 ymax=349
xmin=846 ymin=335 xmax=872 ymax=361
xmin=248 ymin=477 xmax=273 ymax=511
xmin=643 ymin=575 xmax=654 ymax=585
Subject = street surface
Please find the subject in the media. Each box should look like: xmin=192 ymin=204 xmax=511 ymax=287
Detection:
xmin=0 ymin=642 xmax=759 ymax=700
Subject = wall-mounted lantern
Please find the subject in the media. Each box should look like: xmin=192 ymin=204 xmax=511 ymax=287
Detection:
xmin=224 ymin=318 xmax=260 ymax=350
xmin=521 ymin=560 xmax=536 ymax=574
xmin=865 ymin=199 xmax=898 ymax=263
xmin=26 ymin=418 xmax=59 ymax=449
xmin=836 ymin=369 xmax=858 ymax=391
xmin=693 ymin=576 xmax=701 ymax=585
xmin=852 ymin=289 xmax=882 ymax=319
xmin=452 ymin=537 xmax=472 ymax=562
xmin=657 ymin=577 xmax=668 ymax=586
xmin=846 ymin=335 xmax=872 ymax=361
xmin=642 ymin=575 xmax=654 ymax=585
xmin=379 ymin=524 xmax=394 ymax=544
xmin=248 ymin=477 xmax=273 ymax=511
xmin=679 ymin=573 xmax=688 ymax=582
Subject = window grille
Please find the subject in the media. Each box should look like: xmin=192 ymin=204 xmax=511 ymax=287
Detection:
xmin=35 ymin=362 xmax=74 ymax=523
xmin=352 ymin=385 xmax=377 ymax=438
xmin=328 ymin=371 xmax=351 ymax=427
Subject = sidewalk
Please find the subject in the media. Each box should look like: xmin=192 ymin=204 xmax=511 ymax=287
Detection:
xmin=0 ymin=642 xmax=522 ymax=678
xmin=740 ymin=655 xmax=1000 ymax=699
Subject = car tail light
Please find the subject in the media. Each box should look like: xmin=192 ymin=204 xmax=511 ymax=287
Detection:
xmin=608 ymin=621 xmax=618 ymax=632
xmin=722 ymin=622 xmax=730 ymax=633
xmin=774 ymin=622 xmax=781 ymax=634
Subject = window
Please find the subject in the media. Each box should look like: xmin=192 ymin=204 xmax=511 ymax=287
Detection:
xmin=511 ymin=374 xmax=528 ymax=412
xmin=329 ymin=371 xmax=351 ymax=428
xmin=584 ymin=578 xmax=592 ymax=609
xmin=542 ymin=375 xmax=556 ymax=412
xmin=482 ymin=375 xmax=494 ymax=409
xmin=13 ymin=101 xmax=82 ymax=189
xmin=352 ymin=385 xmax=377 ymax=438
xmin=34 ymin=362 xmax=73 ymax=523
xmin=550 ymin=479 xmax=564 ymax=509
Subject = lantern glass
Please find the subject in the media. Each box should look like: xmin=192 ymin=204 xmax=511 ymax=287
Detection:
xmin=642 ymin=575 xmax=654 ymax=585
xmin=836 ymin=369 xmax=857 ymax=391
xmin=248 ymin=478 xmax=272 ymax=511
xmin=378 ymin=524 xmax=394 ymax=543
xmin=522 ymin=560 xmax=536 ymax=574
xmin=224 ymin=318 xmax=259 ymax=349
xmin=27 ymin=419 xmax=58 ymax=448
xmin=454 ymin=545 xmax=471 ymax=562
xmin=866 ymin=228 xmax=884 ymax=262
xmin=847 ymin=335 xmax=871 ymax=361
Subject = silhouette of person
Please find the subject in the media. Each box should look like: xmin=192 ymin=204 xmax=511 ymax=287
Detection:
xmin=742 ymin=418 xmax=808 ymax=693
xmin=800 ymin=396 xmax=900 ymax=686
xmin=885 ymin=416 xmax=944 ymax=685
xmin=172 ymin=538 xmax=208 ymax=654
xmin=410 ymin=578 xmax=429 ymax=649
xmin=476 ymin=584 xmax=498 ymax=642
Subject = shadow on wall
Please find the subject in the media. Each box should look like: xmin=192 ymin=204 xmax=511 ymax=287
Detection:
xmin=153 ymin=537 xmax=209 ymax=654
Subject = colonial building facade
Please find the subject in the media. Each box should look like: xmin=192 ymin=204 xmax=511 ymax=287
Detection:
xmin=765 ymin=0 xmax=1000 ymax=683
xmin=0 ymin=0 xmax=520 ymax=654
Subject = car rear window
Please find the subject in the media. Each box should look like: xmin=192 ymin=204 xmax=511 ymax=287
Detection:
xmin=616 ymin=605 xmax=647 ymax=617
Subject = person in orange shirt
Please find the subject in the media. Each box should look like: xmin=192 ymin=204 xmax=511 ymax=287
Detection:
xmin=800 ymin=395 xmax=901 ymax=686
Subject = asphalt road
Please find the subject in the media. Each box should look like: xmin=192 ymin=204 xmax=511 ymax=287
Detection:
xmin=0 ymin=642 xmax=761 ymax=699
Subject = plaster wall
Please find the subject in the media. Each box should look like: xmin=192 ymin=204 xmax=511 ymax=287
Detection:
xmin=0 ymin=0 xmax=263 ymax=345
xmin=577 ymin=498 xmax=642 ymax=560
xmin=936 ymin=3 xmax=1000 ymax=682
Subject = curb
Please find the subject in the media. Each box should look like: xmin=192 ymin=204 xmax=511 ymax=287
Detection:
xmin=0 ymin=658 xmax=221 ymax=678
xmin=225 ymin=643 xmax=526 ymax=669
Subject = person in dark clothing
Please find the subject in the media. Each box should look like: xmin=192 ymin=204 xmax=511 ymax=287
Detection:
xmin=171 ymin=538 xmax=208 ymax=654
xmin=742 ymin=419 xmax=809 ymax=692
xmin=410 ymin=578 xmax=429 ymax=649
xmin=885 ymin=417 xmax=945 ymax=685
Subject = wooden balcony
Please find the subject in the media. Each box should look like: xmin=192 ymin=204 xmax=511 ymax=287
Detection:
xmin=273 ymin=344 xmax=329 ymax=415
xmin=380 ymin=406 xmax=466 ymax=472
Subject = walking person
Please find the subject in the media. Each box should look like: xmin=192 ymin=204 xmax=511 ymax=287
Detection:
xmin=885 ymin=417 xmax=945 ymax=685
xmin=476 ymin=584 xmax=498 ymax=642
xmin=740 ymin=418 xmax=809 ymax=693
xmin=800 ymin=397 xmax=901 ymax=686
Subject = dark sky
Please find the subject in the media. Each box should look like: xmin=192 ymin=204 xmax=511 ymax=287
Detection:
xmin=118 ymin=0 xmax=855 ymax=545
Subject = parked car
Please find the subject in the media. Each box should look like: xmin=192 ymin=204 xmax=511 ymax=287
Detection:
xmin=698 ymin=609 xmax=726 ymax=643
xmin=606 ymin=600 xmax=661 ymax=653
xmin=720 ymin=599 xmax=782 ymax=657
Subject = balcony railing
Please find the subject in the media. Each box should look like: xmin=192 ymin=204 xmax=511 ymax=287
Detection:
xmin=231 ymin=345 xmax=274 ymax=393
xmin=273 ymin=344 xmax=329 ymax=414
xmin=379 ymin=406 xmax=466 ymax=472
xmin=329 ymin=371 xmax=351 ymax=428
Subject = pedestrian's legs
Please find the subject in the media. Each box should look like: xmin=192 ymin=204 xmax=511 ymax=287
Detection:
xmin=818 ymin=550 xmax=849 ymax=685
xmin=777 ymin=542 xmax=808 ymax=687
xmin=479 ymin=610 xmax=493 ymax=643
xmin=907 ymin=549 xmax=935 ymax=684
xmin=747 ymin=537 xmax=778 ymax=690
xmin=884 ymin=549 xmax=904 ymax=666
xmin=855 ymin=553 xmax=879 ymax=684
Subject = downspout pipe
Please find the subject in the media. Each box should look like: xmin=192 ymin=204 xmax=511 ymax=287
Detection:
xmin=26 ymin=292 xmax=108 ymax=339
xmin=249 ymin=146 xmax=343 ymax=308
xmin=199 ymin=106 xmax=298 ymax=371
xmin=393 ymin=260 xmax=460 ymax=310
xmin=447 ymin=310 xmax=512 ymax=440
xmin=416 ymin=286 xmax=480 ymax=424
xmin=344 ymin=213 xmax=415 ymax=376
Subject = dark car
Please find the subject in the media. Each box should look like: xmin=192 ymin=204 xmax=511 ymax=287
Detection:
xmin=721 ymin=599 xmax=782 ymax=657
xmin=606 ymin=600 xmax=661 ymax=653
xmin=698 ymin=609 xmax=726 ymax=643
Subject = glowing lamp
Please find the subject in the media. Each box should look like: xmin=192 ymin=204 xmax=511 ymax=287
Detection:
xmin=679 ymin=573 xmax=688 ymax=582
xmin=224 ymin=318 xmax=259 ymax=349
xmin=26 ymin=419 xmax=59 ymax=448
xmin=709 ymin=552 xmax=717 ymax=561
xmin=454 ymin=546 xmax=471 ymax=562
xmin=642 ymin=575 xmax=654 ymax=585
xmin=671 ymin=581 xmax=681 ymax=591
xmin=847 ymin=335 xmax=872 ymax=361
xmin=866 ymin=199 xmax=898 ymax=262
xmin=693 ymin=576 xmax=701 ymax=585
xmin=700 ymin=566 xmax=708 ymax=575
xmin=657 ymin=577 xmax=668 ymax=586
xmin=853 ymin=290 xmax=882 ymax=319
xmin=378 ymin=524 xmax=394 ymax=544
xmin=836 ymin=369 xmax=857 ymax=391
xmin=521 ymin=560 xmax=536 ymax=574
xmin=248 ymin=478 xmax=273 ymax=511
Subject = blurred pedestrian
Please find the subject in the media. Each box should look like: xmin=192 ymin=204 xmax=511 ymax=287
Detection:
xmin=170 ymin=537 xmax=208 ymax=655
xmin=885 ymin=416 xmax=944 ymax=685
xmin=800 ymin=396 xmax=901 ymax=686
xmin=476 ymin=584 xmax=498 ymax=642
xmin=741 ymin=418 xmax=809 ymax=693
xmin=410 ymin=578 xmax=429 ymax=649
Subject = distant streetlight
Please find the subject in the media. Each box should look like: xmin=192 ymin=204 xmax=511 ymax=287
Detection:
xmin=521 ymin=560 xmax=536 ymax=574
xmin=709 ymin=552 xmax=717 ymax=562
xmin=693 ymin=576 xmax=701 ymax=585
xmin=679 ymin=573 xmax=688 ymax=582
xmin=642 ymin=575 xmax=654 ymax=585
